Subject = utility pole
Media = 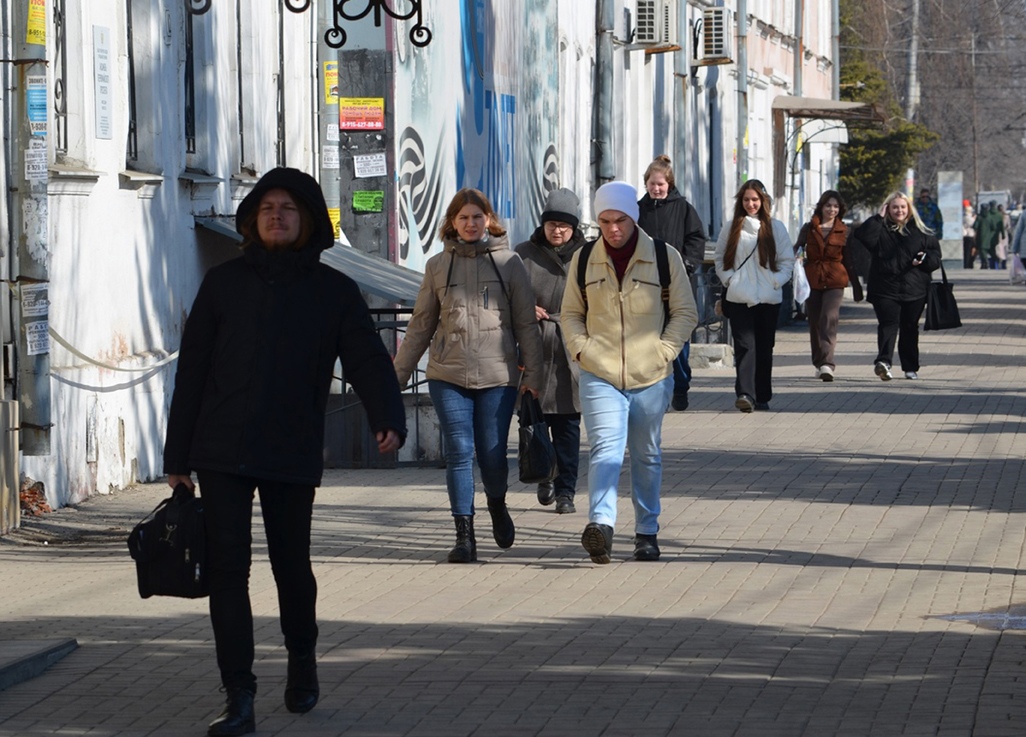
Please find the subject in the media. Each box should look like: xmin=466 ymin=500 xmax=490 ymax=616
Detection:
xmin=736 ymin=0 xmax=748 ymax=188
xmin=905 ymin=0 xmax=922 ymax=195
xmin=317 ymin=2 xmax=341 ymax=242
xmin=13 ymin=0 xmax=51 ymax=455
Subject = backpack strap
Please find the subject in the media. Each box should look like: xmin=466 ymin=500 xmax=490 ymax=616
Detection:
xmin=576 ymin=239 xmax=597 ymax=312
xmin=576 ymin=237 xmax=671 ymax=328
xmin=653 ymin=238 xmax=671 ymax=329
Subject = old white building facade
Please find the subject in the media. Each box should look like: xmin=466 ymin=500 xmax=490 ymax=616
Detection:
xmin=1 ymin=0 xmax=842 ymax=516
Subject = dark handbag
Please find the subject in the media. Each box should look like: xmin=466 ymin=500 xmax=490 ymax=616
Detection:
xmin=924 ymin=263 xmax=962 ymax=331
xmin=127 ymin=483 xmax=209 ymax=599
xmin=517 ymin=393 xmax=558 ymax=484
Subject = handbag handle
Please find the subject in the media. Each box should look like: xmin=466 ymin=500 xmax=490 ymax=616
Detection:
xmin=936 ymin=261 xmax=950 ymax=285
xmin=519 ymin=392 xmax=544 ymax=426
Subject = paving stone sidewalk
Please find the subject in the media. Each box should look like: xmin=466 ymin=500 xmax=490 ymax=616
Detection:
xmin=1 ymin=269 xmax=1025 ymax=736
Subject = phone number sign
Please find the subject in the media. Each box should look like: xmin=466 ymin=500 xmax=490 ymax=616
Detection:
xmin=339 ymin=97 xmax=385 ymax=131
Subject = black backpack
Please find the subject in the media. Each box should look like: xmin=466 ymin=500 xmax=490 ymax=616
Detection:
xmin=576 ymin=237 xmax=672 ymax=327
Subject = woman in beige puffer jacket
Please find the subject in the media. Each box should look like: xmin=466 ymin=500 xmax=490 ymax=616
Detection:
xmin=394 ymin=188 xmax=542 ymax=564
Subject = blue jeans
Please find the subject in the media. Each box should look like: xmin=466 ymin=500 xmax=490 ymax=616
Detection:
xmin=428 ymin=380 xmax=518 ymax=516
xmin=579 ymin=370 xmax=673 ymax=535
xmin=672 ymin=341 xmax=692 ymax=397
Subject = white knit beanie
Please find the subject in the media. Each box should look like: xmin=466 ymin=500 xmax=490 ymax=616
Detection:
xmin=593 ymin=181 xmax=639 ymax=222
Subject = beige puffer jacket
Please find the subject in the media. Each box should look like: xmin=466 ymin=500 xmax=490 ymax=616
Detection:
xmin=394 ymin=234 xmax=542 ymax=391
xmin=561 ymin=228 xmax=698 ymax=390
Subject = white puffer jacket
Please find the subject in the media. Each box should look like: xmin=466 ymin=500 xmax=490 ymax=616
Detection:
xmin=714 ymin=216 xmax=794 ymax=306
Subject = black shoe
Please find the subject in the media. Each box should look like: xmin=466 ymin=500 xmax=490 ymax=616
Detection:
xmin=581 ymin=523 xmax=614 ymax=564
xmin=486 ymin=498 xmax=515 ymax=548
xmin=555 ymin=496 xmax=576 ymax=514
xmin=735 ymin=394 xmax=755 ymax=413
xmin=208 ymin=688 xmax=255 ymax=737
xmin=447 ymin=515 xmax=477 ymax=563
xmin=754 ymin=402 xmax=770 ymax=411
xmin=671 ymin=393 xmax=689 ymax=411
xmin=537 ymin=481 xmax=556 ymax=506
xmin=284 ymin=651 xmax=319 ymax=714
xmin=633 ymin=534 xmax=660 ymax=561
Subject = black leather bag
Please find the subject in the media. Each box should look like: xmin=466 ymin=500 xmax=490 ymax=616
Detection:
xmin=127 ymin=483 xmax=209 ymax=599
xmin=517 ymin=393 xmax=558 ymax=484
xmin=924 ymin=264 xmax=962 ymax=331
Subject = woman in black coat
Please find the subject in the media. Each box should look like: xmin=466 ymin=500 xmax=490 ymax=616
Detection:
xmin=514 ymin=187 xmax=585 ymax=515
xmin=854 ymin=191 xmax=941 ymax=381
xmin=636 ymin=155 xmax=706 ymax=410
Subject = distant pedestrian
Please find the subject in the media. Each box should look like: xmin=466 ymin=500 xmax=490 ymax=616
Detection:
xmin=163 ymin=167 xmax=407 ymax=736
xmin=637 ymin=154 xmax=707 ymax=412
xmin=714 ymin=179 xmax=794 ymax=412
xmin=561 ymin=181 xmax=697 ymax=563
xmin=996 ymin=204 xmax=1012 ymax=269
xmin=915 ymin=188 xmax=943 ymax=239
xmin=393 ymin=188 xmax=543 ymax=563
xmin=962 ymin=201 xmax=976 ymax=269
xmin=1010 ymin=206 xmax=1026 ymax=270
xmin=853 ymin=191 xmax=941 ymax=381
xmin=793 ymin=190 xmax=864 ymax=382
xmin=514 ymin=188 xmax=586 ymax=515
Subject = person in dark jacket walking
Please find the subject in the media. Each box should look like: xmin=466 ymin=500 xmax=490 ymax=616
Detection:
xmin=637 ymin=155 xmax=707 ymax=411
xmin=854 ymin=191 xmax=941 ymax=381
xmin=515 ymin=188 xmax=585 ymax=514
xmin=163 ymin=167 xmax=407 ymax=737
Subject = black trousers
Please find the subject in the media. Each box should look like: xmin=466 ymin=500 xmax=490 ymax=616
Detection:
xmin=727 ymin=302 xmax=780 ymax=404
xmin=871 ymin=296 xmax=927 ymax=373
xmin=544 ymin=412 xmax=581 ymax=499
xmin=197 ymin=470 xmax=318 ymax=693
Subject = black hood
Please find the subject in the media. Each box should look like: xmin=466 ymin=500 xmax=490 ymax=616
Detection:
xmin=236 ymin=167 xmax=335 ymax=252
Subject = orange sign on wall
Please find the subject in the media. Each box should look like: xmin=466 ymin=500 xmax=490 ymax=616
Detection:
xmin=339 ymin=97 xmax=385 ymax=131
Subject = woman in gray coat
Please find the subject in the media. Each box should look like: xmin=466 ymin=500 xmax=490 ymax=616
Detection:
xmin=514 ymin=188 xmax=585 ymax=514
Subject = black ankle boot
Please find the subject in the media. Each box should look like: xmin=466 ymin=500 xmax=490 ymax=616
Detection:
xmin=448 ymin=515 xmax=477 ymax=563
xmin=208 ymin=687 xmax=255 ymax=737
xmin=486 ymin=497 xmax=515 ymax=548
xmin=284 ymin=651 xmax=319 ymax=713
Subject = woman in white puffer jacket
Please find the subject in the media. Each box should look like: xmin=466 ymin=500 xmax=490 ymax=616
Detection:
xmin=714 ymin=179 xmax=793 ymax=413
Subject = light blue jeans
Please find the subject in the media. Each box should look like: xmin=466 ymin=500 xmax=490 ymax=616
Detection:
xmin=579 ymin=370 xmax=673 ymax=535
xmin=428 ymin=380 xmax=518 ymax=517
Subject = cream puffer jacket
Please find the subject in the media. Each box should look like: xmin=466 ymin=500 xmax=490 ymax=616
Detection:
xmin=714 ymin=216 xmax=794 ymax=306
xmin=394 ymin=234 xmax=542 ymax=391
xmin=560 ymin=228 xmax=698 ymax=390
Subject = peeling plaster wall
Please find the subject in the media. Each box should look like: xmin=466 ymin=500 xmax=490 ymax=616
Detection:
xmin=20 ymin=0 xmax=316 ymax=506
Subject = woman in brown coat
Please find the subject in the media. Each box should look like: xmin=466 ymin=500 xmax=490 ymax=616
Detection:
xmin=794 ymin=191 xmax=863 ymax=381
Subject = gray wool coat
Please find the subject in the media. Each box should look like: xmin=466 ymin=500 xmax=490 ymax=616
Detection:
xmin=514 ymin=227 xmax=584 ymax=415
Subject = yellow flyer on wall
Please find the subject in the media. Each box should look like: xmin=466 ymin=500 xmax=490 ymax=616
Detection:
xmin=27 ymin=0 xmax=46 ymax=45
xmin=323 ymin=62 xmax=338 ymax=105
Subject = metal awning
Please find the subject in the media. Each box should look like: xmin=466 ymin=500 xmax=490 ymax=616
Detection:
xmin=771 ymin=96 xmax=886 ymax=201
xmin=771 ymin=95 xmax=885 ymax=125
xmin=195 ymin=216 xmax=423 ymax=306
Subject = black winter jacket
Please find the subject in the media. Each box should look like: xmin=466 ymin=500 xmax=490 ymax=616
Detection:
xmin=854 ymin=214 xmax=941 ymax=303
xmin=163 ymin=168 xmax=407 ymax=485
xmin=637 ymin=189 xmax=707 ymax=274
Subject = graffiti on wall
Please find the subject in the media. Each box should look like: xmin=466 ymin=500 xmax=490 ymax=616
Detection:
xmin=394 ymin=0 xmax=558 ymax=271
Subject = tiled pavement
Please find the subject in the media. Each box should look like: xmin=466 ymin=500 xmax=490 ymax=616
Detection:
xmin=1 ymin=269 xmax=1025 ymax=736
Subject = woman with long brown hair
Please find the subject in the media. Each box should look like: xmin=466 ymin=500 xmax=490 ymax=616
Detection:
xmin=794 ymin=190 xmax=863 ymax=381
xmin=714 ymin=180 xmax=793 ymax=412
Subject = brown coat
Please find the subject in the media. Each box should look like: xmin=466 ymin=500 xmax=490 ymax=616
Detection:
xmin=795 ymin=217 xmax=863 ymax=299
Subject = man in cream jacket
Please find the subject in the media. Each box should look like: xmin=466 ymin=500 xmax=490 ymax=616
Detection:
xmin=561 ymin=181 xmax=698 ymax=563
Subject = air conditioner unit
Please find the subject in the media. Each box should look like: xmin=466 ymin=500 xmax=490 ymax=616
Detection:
xmin=636 ymin=0 xmax=677 ymax=46
xmin=698 ymin=7 xmax=732 ymax=64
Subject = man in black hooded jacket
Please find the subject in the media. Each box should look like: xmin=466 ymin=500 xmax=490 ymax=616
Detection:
xmin=163 ymin=167 xmax=406 ymax=736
